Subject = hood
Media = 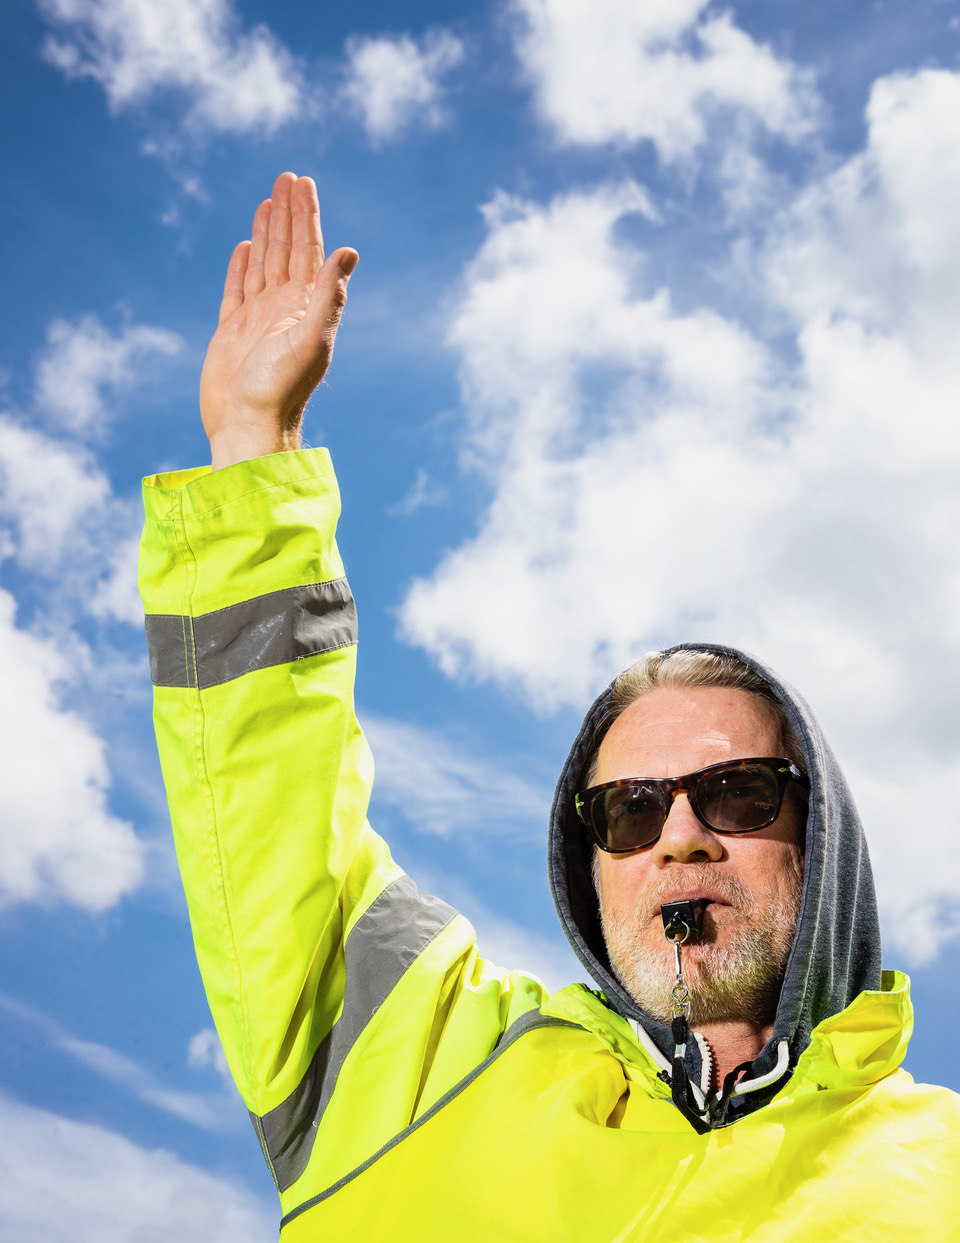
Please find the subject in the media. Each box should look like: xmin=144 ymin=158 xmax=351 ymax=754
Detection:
xmin=548 ymin=642 xmax=882 ymax=1110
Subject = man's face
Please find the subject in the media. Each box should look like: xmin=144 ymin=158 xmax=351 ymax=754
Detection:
xmin=592 ymin=686 xmax=804 ymax=1027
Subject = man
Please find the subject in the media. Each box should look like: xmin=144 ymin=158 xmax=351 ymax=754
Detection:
xmin=140 ymin=173 xmax=959 ymax=1240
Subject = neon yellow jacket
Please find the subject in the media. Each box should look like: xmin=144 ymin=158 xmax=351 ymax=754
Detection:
xmin=140 ymin=449 xmax=960 ymax=1241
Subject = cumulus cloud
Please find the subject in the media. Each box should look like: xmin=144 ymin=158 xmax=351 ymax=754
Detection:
xmin=0 ymin=1093 xmax=274 ymax=1243
xmin=0 ymin=309 xmax=181 ymax=913
xmin=399 ymin=68 xmax=960 ymax=962
xmin=0 ymin=313 xmax=177 ymax=601
xmin=0 ymin=417 xmax=110 ymax=570
xmin=38 ymin=0 xmax=304 ymax=134
xmin=362 ymin=712 xmax=549 ymax=840
xmin=87 ymin=532 xmax=144 ymax=625
xmin=34 ymin=313 xmax=182 ymax=437
xmin=511 ymin=0 xmax=817 ymax=161
xmin=341 ymin=28 xmax=464 ymax=144
xmin=0 ymin=587 xmax=144 ymax=910
xmin=0 ymin=415 xmax=142 ymax=622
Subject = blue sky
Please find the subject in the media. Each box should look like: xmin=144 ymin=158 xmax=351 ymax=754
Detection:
xmin=2 ymin=0 xmax=960 ymax=1235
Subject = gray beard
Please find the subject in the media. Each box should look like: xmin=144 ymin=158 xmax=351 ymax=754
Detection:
xmin=593 ymin=856 xmax=803 ymax=1026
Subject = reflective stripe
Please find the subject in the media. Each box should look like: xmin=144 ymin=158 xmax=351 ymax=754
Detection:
xmin=279 ymin=1009 xmax=582 ymax=1229
xmin=145 ymin=579 xmax=357 ymax=689
xmin=254 ymin=875 xmax=458 ymax=1193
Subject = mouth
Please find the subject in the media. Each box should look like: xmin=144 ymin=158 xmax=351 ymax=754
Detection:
xmin=655 ymin=892 xmax=730 ymax=919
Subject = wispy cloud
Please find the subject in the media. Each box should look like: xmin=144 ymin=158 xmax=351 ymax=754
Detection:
xmin=0 ymin=1093 xmax=273 ymax=1242
xmin=389 ymin=468 xmax=447 ymax=516
xmin=362 ymin=712 xmax=550 ymax=840
xmin=38 ymin=0 xmax=305 ymax=135
xmin=0 ymin=992 xmax=241 ymax=1132
xmin=415 ymin=870 xmax=583 ymax=993
xmin=341 ymin=28 xmax=464 ymax=145
xmin=399 ymin=67 xmax=960 ymax=963
xmin=510 ymin=0 xmax=818 ymax=162
xmin=186 ymin=1026 xmax=232 ymax=1086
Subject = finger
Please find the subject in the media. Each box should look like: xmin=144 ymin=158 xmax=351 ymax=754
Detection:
xmin=265 ymin=171 xmax=296 ymax=287
xmin=299 ymin=247 xmax=358 ymax=371
xmin=289 ymin=176 xmax=325 ymax=284
xmin=244 ymin=200 xmax=271 ymax=298
xmin=218 ymin=240 xmax=251 ymax=324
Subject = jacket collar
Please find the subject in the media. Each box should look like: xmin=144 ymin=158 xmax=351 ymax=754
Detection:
xmin=541 ymin=969 xmax=912 ymax=1101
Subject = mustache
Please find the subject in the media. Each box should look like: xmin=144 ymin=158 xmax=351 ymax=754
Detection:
xmin=638 ymin=864 xmax=753 ymax=922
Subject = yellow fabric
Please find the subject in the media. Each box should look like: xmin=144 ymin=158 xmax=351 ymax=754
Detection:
xmin=141 ymin=449 xmax=960 ymax=1241
xmin=287 ymin=976 xmax=960 ymax=1242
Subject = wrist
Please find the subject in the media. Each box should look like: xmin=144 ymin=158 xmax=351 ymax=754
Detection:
xmin=208 ymin=422 xmax=302 ymax=472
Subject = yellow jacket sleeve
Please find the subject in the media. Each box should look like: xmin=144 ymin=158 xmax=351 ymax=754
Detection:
xmin=138 ymin=448 xmax=547 ymax=1204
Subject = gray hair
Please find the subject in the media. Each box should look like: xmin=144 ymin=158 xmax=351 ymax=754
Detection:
xmin=581 ymin=649 xmax=805 ymax=789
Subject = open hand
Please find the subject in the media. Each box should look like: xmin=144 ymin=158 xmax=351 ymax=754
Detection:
xmin=199 ymin=172 xmax=358 ymax=470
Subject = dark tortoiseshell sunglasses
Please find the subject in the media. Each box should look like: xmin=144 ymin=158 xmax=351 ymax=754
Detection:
xmin=575 ymin=757 xmax=808 ymax=853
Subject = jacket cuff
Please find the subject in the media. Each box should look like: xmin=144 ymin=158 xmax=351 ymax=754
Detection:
xmin=141 ymin=447 xmax=336 ymax=523
xmin=138 ymin=447 xmax=345 ymax=617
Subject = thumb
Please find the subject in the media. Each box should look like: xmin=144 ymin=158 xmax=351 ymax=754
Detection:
xmin=301 ymin=247 xmax=358 ymax=358
xmin=336 ymin=248 xmax=359 ymax=278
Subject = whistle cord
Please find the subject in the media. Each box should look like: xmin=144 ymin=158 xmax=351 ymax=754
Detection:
xmin=662 ymin=914 xmax=712 ymax=1133
xmin=660 ymin=900 xmax=752 ymax=1133
xmin=669 ymin=1011 xmax=712 ymax=1134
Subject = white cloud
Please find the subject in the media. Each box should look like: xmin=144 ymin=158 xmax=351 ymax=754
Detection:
xmin=362 ymin=712 xmax=549 ymax=840
xmin=38 ymin=0 xmax=304 ymax=134
xmin=0 ymin=992 xmax=242 ymax=1131
xmin=0 ymin=587 xmax=144 ymax=911
xmin=342 ymin=28 xmax=464 ymax=144
xmin=0 ymin=307 xmax=184 ymax=916
xmin=0 ymin=312 xmax=176 ymax=606
xmin=0 ymin=414 xmax=143 ymax=621
xmin=62 ymin=1036 xmax=237 ymax=1129
xmin=0 ymin=1093 xmax=274 ymax=1243
xmin=187 ymin=1027 xmax=232 ymax=1087
xmin=362 ymin=715 xmax=578 ymax=987
xmin=399 ymin=68 xmax=960 ymax=962
xmin=511 ymin=0 xmax=817 ymax=161
xmin=88 ymin=533 xmax=144 ymax=625
xmin=400 ymin=179 xmax=766 ymax=701
xmin=34 ymin=314 xmax=182 ymax=436
xmin=389 ymin=468 xmax=447 ymax=516
xmin=0 ymin=417 xmax=109 ymax=570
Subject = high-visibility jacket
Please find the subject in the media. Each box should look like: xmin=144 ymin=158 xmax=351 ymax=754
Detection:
xmin=140 ymin=448 xmax=960 ymax=1241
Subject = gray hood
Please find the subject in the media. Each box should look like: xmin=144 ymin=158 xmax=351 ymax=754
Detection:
xmin=548 ymin=642 xmax=882 ymax=1107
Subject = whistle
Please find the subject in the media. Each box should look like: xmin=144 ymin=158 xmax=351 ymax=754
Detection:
xmin=661 ymin=899 xmax=707 ymax=942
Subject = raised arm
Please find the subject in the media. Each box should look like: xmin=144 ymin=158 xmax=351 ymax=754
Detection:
xmin=140 ymin=176 xmax=548 ymax=1221
xmin=199 ymin=171 xmax=358 ymax=470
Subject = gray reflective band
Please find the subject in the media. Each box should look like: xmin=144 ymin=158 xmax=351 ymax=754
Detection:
xmin=254 ymin=876 xmax=457 ymax=1193
xmin=279 ymin=1009 xmax=583 ymax=1228
xmin=145 ymin=579 xmax=357 ymax=689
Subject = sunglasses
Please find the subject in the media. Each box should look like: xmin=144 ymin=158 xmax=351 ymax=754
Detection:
xmin=575 ymin=757 xmax=808 ymax=854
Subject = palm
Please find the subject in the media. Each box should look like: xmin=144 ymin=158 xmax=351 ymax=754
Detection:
xmin=202 ymin=278 xmax=316 ymax=431
xmin=199 ymin=173 xmax=357 ymax=466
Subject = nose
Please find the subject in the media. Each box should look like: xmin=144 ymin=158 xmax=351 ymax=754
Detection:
xmin=650 ymin=792 xmax=723 ymax=867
